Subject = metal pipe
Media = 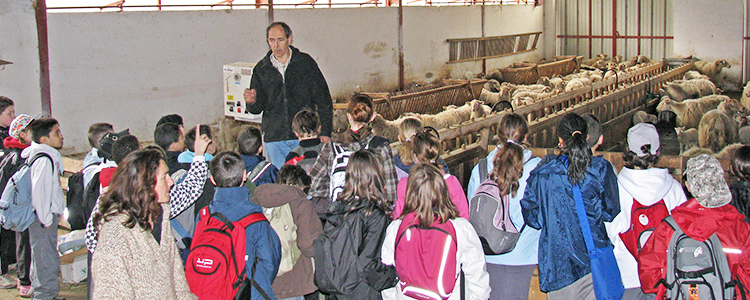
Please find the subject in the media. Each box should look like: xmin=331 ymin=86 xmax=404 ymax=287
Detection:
xmin=35 ymin=0 xmax=52 ymax=117
xmin=268 ymin=0 xmax=274 ymax=24
xmin=398 ymin=0 xmax=404 ymax=90
xmin=589 ymin=0 xmax=592 ymax=58
xmin=481 ymin=0 xmax=486 ymax=75
xmin=556 ymin=34 xmax=673 ymax=39
xmin=637 ymin=0 xmax=641 ymax=55
xmin=744 ymin=0 xmax=748 ymax=83
xmin=612 ymin=0 xmax=617 ymax=57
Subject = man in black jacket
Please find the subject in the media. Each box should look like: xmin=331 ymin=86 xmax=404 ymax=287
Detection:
xmin=244 ymin=21 xmax=333 ymax=169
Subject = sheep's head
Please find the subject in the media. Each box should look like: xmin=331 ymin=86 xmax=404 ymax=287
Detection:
xmin=717 ymin=60 xmax=731 ymax=69
xmin=743 ymin=81 xmax=750 ymax=98
xmin=613 ymin=55 xmax=623 ymax=63
xmin=537 ymin=77 xmax=550 ymax=86
xmin=597 ymin=53 xmax=607 ymax=60
xmin=656 ymin=96 xmax=673 ymax=111
xmin=720 ymin=98 xmax=748 ymax=116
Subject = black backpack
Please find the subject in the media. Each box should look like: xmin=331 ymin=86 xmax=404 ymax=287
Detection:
xmin=313 ymin=208 xmax=364 ymax=295
xmin=83 ymin=172 xmax=102 ymax=225
xmin=65 ymin=163 xmax=99 ymax=230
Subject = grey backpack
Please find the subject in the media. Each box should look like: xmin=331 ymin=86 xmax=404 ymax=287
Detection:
xmin=662 ymin=216 xmax=735 ymax=300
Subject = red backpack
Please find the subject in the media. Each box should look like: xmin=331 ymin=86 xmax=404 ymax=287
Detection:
xmin=395 ymin=213 xmax=459 ymax=300
xmin=619 ymin=198 xmax=669 ymax=257
xmin=186 ymin=207 xmax=268 ymax=300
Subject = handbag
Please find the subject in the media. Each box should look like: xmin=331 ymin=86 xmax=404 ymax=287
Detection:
xmin=572 ymin=184 xmax=624 ymax=300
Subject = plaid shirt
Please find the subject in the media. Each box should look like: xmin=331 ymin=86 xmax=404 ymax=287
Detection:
xmin=308 ymin=132 xmax=398 ymax=206
xmin=85 ymin=158 xmax=209 ymax=253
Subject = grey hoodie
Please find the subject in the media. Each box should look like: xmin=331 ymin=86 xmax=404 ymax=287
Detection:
xmin=21 ymin=142 xmax=64 ymax=227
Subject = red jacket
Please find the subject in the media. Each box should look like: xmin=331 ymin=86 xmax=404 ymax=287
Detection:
xmin=638 ymin=198 xmax=750 ymax=298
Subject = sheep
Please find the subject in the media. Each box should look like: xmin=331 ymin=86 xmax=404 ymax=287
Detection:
xmin=483 ymin=79 xmax=502 ymax=92
xmin=715 ymin=98 xmax=749 ymax=120
xmin=511 ymin=89 xmax=560 ymax=105
xmin=694 ymin=59 xmax=731 ymax=76
xmin=511 ymin=85 xmax=551 ymax=98
xmin=565 ymin=77 xmax=592 ymax=92
xmin=633 ymin=111 xmax=657 ymax=125
xmin=698 ymin=108 xmax=739 ymax=153
xmin=370 ymin=113 xmax=406 ymax=142
xmin=619 ymin=56 xmax=640 ymax=69
xmin=656 ymin=95 xmax=727 ymax=129
xmin=537 ymin=76 xmax=564 ymax=89
xmin=581 ymin=53 xmax=607 ymax=67
xmin=404 ymin=100 xmax=483 ymax=130
xmin=714 ymin=143 xmax=744 ymax=161
xmin=478 ymin=89 xmax=506 ymax=106
xmin=658 ymin=78 xmax=718 ymax=101
xmin=741 ymin=81 xmax=750 ymax=109
xmin=683 ymin=70 xmax=710 ymax=81
xmin=637 ymin=55 xmax=654 ymax=64
xmin=677 ymin=127 xmax=699 ymax=154
xmin=680 ymin=147 xmax=714 ymax=157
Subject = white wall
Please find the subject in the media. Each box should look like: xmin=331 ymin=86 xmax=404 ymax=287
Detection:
xmin=0 ymin=0 xmax=44 ymax=117
xmin=673 ymin=0 xmax=744 ymax=90
xmin=8 ymin=4 xmax=544 ymax=153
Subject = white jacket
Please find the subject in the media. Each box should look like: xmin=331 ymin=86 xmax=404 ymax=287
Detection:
xmin=605 ymin=167 xmax=687 ymax=288
xmin=381 ymin=218 xmax=491 ymax=300
xmin=21 ymin=142 xmax=64 ymax=227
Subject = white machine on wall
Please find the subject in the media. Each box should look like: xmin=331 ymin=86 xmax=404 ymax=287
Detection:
xmin=223 ymin=62 xmax=262 ymax=123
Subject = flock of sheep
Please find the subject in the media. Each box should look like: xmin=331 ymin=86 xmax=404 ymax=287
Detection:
xmin=643 ymin=59 xmax=750 ymax=160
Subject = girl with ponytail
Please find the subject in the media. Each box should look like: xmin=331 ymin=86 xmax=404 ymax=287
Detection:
xmin=520 ymin=113 xmax=620 ymax=299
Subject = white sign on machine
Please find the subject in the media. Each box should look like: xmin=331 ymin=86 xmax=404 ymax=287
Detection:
xmin=223 ymin=62 xmax=262 ymax=123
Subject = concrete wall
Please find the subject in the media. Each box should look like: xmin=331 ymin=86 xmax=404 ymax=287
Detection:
xmin=673 ymin=0 xmax=744 ymax=90
xmin=6 ymin=4 xmax=544 ymax=153
xmin=0 ymin=1 xmax=44 ymax=117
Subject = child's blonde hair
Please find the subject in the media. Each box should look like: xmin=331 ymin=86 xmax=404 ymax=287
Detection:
xmin=397 ymin=117 xmax=423 ymax=165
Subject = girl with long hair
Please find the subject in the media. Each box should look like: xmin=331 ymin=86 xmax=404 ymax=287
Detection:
xmin=520 ymin=113 xmax=620 ymax=299
xmin=730 ymin=145 xmax=750 ymax=221
xmin=381 ymin=163 xmax=490 ymax=300
xmin=90 ymin=148 xmax=195 ymax=299
xmin=393 ymin=129 xmax=469 ymax=219
xmin=466 ymin=113 xmax=542 ymax=300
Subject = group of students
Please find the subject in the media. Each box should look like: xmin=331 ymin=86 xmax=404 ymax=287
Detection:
xmin=0 ymin=91 xmax=749 ymax=300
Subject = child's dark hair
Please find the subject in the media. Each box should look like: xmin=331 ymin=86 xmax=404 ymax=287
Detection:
xmin=88 ymin=123 xmax=113 ymax=148
xmin=156 ymin=114 xmax=183 ymax=128
xmin=412 ymin=128 xmax=441 ymax=169
xmin=490 ymin=141 xmax=524 ymax=197
xmin=237 ymin=127 xmax=262 ymax=156
xmin=337 ymin=149 xmax=391 ymax=214
xmin=732 ymin=145 xmax=750 ymax=181
xmin=28 ymin=117 xmax=59 ymax=144
xmin=184 ymin=125 xmax=212 ymax=152
xmin=278 ymin=164 xmax=312 ymax=193
xmin=347 ymin=94 xmax=375 ymax=124
xmin=582 ymin=114 xmax=602 ymax=149
xmin=497 ymin=113 xmax=528 ymax=144
xmin=154 ymin=123 xmax=182 ymax=151
xmin=209 ymin=151 xmax=246 ymax=187
xmin=557 ymin=113 xmax=592 ymax=184
xmin=623 ymin=146 xmax=659 ymax=169
xmin=292 ymin=109 xmax=320 ymax=138
xmin=0 ymin=97 xmax=13 ymax=118
xmin=111 ymin=135 xmax=141 ymax=164
xmin=731 ymin=145 xmax=750 ymax=220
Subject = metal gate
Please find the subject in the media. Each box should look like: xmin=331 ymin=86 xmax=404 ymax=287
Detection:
xmin=556 ymin=0 xmax=673 ymax=61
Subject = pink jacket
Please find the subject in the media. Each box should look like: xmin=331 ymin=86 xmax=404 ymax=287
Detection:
xmin=393 ymin=174 xmax=470 ymax=219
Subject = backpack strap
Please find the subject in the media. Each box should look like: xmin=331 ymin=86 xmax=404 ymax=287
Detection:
xmin=27 ymin=153 xmax=54 ymax=174
xmin=248 ymin=161 xmax=273 ymax=183
xmin=249 ymin=257 xmax=272 ymax=300
xmin=236 ymin=212 xmax=268 ymax=228
xmin=478 ymin=158 xmax=488 ymax=182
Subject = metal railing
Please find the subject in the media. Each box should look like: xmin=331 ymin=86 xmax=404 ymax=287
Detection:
xmin=447 ymin=32 xmax=542 ymax=63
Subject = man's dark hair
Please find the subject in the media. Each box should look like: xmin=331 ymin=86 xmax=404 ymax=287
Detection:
xmin=154 ymin=123 xmax=182 ymax=151
xmin=237 ymin=127 xmax=262 ymax=156
xmin=111 ymin=135 xmax=140 ymax=164
xmin=28 ymin=117 xmax=59 ymax=144
xmin=292 ymin=109 xmax=320 ymax=137
xmin=583 ymin=113 xmax=602 ymax=149
xmin=209 ymin=151 xmax=246 ymax=188
xmin=266 ymin=21 xmax=292 ymax=38
xmin=184 ymin=125 xmax=212 ymax=152
xmin=156 ymin=114 xmax=183 ymax=128
xmin=278 ymin=164 xmax=311 ymax=193
xmin=0 ymin=97 xmax=14 ymax=118
xmin=88 ymin=123 xmax=114 ymax=148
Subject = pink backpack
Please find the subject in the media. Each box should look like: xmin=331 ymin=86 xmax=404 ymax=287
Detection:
xmin=395 ymin=213 xmax=459 ymax=300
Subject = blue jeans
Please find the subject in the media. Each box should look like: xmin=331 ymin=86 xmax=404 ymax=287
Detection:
xmin=265 ymin=139 xmax=300 ymax=169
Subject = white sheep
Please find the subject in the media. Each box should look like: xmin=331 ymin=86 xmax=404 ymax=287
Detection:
xmin=741 ymin=81 xmax=750 ymax=109
xmin=656 ymin=94 xmax=727 ymax=129
xmin=683 ymin=70 xmax=710 ymax=81
xmin=677 ymin=127 xmax=699 ymax=154
xmin=371 ymin=114 xmax=407 ymax=142
xmin=404 ymin=100 xmax=484 ymax=130
xmin=658 ymin=78 xmax=717 ymax=101
xmin=694 ymin=59 xmax=731 ymax=76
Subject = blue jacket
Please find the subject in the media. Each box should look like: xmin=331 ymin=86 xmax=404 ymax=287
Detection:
xmin=210 ymin=186 xmax=281 ymax=300
xmin=466 ymin=147 xmax=541 ymax=266
xmin=241 ymin=154 xmax=278 ymax=186
xmin=521 ymin=155 xmax=619 ymax=292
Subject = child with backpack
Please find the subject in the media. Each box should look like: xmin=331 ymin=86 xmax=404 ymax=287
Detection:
xmin=186 ymin=151 xmax=281 ymax=300
xmin=253 ymin=164 xmax=322 ymax=300
xmin=90 ymin=148 xmax=196 ymax=299
xmin=0 ymin=97 xmax=16 ymax=154
xmin=605 ymin=123 xmax=686 ymax=300
xmin=393 ymin=129 xmax=469 ymax=219
xmin=639 ymin=154 xmax=750 ymax=300
xmin=82 ymin=122 xmax=113 ymax=187
xmin=23 ymin=117 xmax=65 ymax=299
xmin=0 ymin=114 xmax=34 ymax=294
xmin=239 ymin=127 xmax=278 ymax=186
xmin=392 ymin=117 xmax=449 ymax=180
xmin=465 ymin=113 xmax=541 ymax=300
xmin=285 ymin=109 xmax=324 ymax=174
xmin=155 ymin=122 xmax=189 ymax=175
xmin=308 ymin=94 xmax=398 ymax=217
xmin=314 ymin=149 xmax=395 ymax=300
xmin=178 ymin=124 xmax=216 ymax=165
xmin=521 ymin=113 xmax=621 ymax=300
xmin=730 ymin=145 xmax=750 ymax=220
xmin=381 ymin=163 xmax=490 ymax=300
